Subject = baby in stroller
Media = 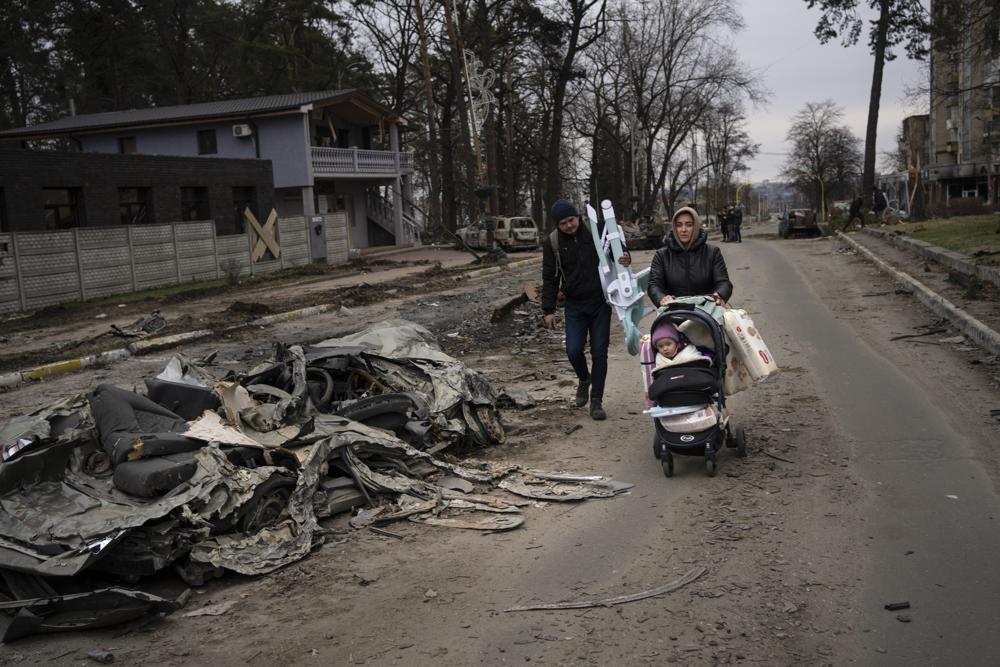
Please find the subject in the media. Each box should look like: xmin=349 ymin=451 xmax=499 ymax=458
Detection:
xmin=650 ymin=321 xmax=714 ymax=374
xmin=643 ymin=301 xmax=745 ymax=477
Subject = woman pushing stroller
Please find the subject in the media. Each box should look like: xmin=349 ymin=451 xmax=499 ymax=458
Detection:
xmin=644 ymin=206 xmax=743 ymax=477
xmin=649 ymin=207 xmax=733 ymax=307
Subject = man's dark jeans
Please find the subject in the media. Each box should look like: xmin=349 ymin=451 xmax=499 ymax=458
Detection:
xmin=564 ymin=299 xmax=611 ymax=400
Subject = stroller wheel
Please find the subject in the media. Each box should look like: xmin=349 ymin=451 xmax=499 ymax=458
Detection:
xmin=661 ymin=453 xmax=674 ymax=478
xmin=735 ymin=427 xmax=747 ymax=458
xmin=705 ymin=458 xmax=717 ymax=477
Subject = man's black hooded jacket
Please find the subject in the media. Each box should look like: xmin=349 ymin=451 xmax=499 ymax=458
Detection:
xmin=541 ymin=223 xmax=605 ymax=314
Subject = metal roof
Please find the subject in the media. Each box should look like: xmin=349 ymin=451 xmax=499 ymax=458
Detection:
xmin=0 ymin=90 xmax=406 ymax=138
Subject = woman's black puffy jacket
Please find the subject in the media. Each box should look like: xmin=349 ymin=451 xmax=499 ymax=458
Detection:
xmin=647 ymin=228 xmax=733 ymax=305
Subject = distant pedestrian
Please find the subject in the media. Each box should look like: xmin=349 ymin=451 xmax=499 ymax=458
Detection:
xmin=846 ymin=195 xmax=864 ymax=230
xmin=733 ymin=206 xmax=743 ymax=243
xmin=720 ymin=207 xmax=731 ymax=242
xmin=873 ymin=188 xmax=888 ymax=224
xmin=541 ymin=198 xmax=631 ymax=421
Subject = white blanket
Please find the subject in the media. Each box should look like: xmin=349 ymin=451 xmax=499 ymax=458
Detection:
xmin=652 ymin=345 xmax=713 ymax=374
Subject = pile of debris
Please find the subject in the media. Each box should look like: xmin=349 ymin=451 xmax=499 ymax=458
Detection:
xmin=0 ymin=320 xmax=631 ymax=642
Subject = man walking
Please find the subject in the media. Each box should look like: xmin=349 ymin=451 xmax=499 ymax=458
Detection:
xmin=541 ymin=198 xmax=629 ymax=421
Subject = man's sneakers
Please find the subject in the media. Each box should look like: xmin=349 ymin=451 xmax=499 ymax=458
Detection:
xmin=590 ymin=400 xmax=607 ymax=420
xmin=574 ymin=381 xmax=590 ymax=407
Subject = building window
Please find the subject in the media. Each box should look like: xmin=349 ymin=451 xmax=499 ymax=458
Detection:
xmin=197 ymin=129 xmax=217 ymax=155
xmin=180 ymin=187 xmax=210 ymax=221
xmin=43 ymin=188 xmax=84 ymax=230
xmin=0 ymin=188 xmax=7 ymax=232
xmin=118 ymin=136 xmax=137 ymax=154
xmin=119 ymin=188 xmax=151 ymax=225
xmin=231 ymin=186 xmax=257 ymax=235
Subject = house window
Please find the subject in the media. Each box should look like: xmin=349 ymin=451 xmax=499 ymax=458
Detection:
xmin=43 ymin=188 xmax=84 ymax=230
xmin=119 ymin=188 xmax=151 ymax=225
xmin=180 ymin=187 xmax=210 ymax=221
xmin=231 ymin=186 xmax=257 ymax=235
xmin=336 ymin=129 xmax=350 ymax=149
xmin=118 ymin=136 xmax=137 ymax=154
xmin=197 ymin=129 xmax=218 ymax=155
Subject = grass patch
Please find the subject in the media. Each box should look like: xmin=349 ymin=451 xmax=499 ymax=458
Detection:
xmin=883 ymin=214 xmax=1000 ymax=265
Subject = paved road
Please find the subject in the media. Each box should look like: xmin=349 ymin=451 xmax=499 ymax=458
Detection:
xmin=744 ymin=228 xmax=1000 ymax=664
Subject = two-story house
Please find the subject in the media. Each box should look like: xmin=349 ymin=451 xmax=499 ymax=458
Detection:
xmin=0 ymin=89 xmax=418 ymax=255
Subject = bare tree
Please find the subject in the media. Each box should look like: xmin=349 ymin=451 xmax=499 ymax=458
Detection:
xmin=574 ymin=0 xmax=762 ymax=221
xmin=702 ymin=100 xmax=759 ymax=210
xmin=782 ymin=101 xmax=862 ymax=213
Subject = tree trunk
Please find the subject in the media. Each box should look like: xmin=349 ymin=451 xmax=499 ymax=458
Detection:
xmin=413 ymin=0 xmax=442 ymax=233
xmin=862 ymin=0 xmax=891 ymax=211
xmin=502 ymin=53 xmax=516 ymax=214
xmin=441 ymin=0 xmax=481 ymax=224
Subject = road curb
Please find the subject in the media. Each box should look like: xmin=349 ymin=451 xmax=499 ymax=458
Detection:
xmin=128 ymin=330 xmax=215 ymax=356
xmin=458 ymin=256 xmax=542 ymax=281
xmin=224 ymin=303 xmax=339 ymax=332
xmin=2 ymin=303 xmax=343 ymax=391
xmin=838 ymin=232 xmax=1000 ymax=357
xmin=862 ymin=227 xmax=1000 ymax=290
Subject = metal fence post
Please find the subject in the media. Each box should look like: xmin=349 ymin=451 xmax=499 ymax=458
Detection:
xmin=10 ymin=232 xmax=26 ymax=312
xmin=73 ymin=228 xmax=86 ymax=301
xmin=246 ymin=223 xmax=256 ymax=276
xmin=172 ymin=223 xmax=183 ymax=284
xmin=211 ymin=222 xmax=220 ymax=279
xmin=126 ymin=225 xmax=137 ymax=291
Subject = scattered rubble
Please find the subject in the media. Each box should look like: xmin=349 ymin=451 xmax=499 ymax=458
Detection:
xmin=0 ymin=319 xmax=631 ymax=642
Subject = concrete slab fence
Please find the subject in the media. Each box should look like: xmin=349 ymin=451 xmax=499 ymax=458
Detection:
xmin=0 ymin=212 xmax=349 ymax=314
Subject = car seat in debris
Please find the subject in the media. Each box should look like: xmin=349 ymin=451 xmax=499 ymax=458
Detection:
xmin=113 ymin=452 xmax=199 ymax=498
xmin=144 ymin=377 xmax=221 ymax=421
xmin=89 ymin=385 xmax=202 ymax=465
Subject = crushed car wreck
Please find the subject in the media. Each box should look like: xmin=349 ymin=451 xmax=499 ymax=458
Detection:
xmin=0 ymin=320 xmax=632 ymax=642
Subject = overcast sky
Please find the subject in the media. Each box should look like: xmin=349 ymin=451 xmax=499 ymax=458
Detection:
xmin=737 ymin=0 xmax=927 ymax=182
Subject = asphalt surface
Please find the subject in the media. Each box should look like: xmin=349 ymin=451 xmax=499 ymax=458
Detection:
xmin=745 ymin=228 xmax=1000 ymax=664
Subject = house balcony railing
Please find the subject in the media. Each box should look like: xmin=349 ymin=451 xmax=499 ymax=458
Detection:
xmin=311 ymin=147 xmax=414 ymax=177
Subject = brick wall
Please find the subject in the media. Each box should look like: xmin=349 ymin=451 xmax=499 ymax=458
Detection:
xmin=0 ymin=149 xmax=274 ymax=234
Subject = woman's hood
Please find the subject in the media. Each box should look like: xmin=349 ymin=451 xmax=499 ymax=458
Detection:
xmin=665 ymin=226 xmax=708 ymax=252
xmin=669 ymin=206 xmax=704 ymax=250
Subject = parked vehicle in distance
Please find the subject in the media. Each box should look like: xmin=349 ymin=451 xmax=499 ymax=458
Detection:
xmin=621 ymin=217 xmax=666 ymax=250
xmin=779 ymin=209 xmax=820 ymax=238
xmin=488 ymin=216 xmax=539 ymax=250
xmin=459 ymin=216 xmax=540 ymax=251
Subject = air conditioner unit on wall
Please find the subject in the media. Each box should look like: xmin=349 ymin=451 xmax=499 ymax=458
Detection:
xmin=232 ymin=124 xmax=253 ymax=138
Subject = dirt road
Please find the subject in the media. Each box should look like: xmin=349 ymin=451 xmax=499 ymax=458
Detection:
xmin=3 ymin=229 xmax=1000 ymax=665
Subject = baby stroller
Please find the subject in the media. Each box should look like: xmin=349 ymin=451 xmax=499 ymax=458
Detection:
xmin=642 ymin=299 xmax=746 ymax=477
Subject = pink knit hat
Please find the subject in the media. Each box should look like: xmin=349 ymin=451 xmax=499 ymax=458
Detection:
xmin=651 ymin=322 xmax=684 ymax=348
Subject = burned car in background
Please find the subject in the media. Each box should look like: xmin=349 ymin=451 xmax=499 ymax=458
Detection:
xmin=778 ymin=208 xmax=821 ymax=238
